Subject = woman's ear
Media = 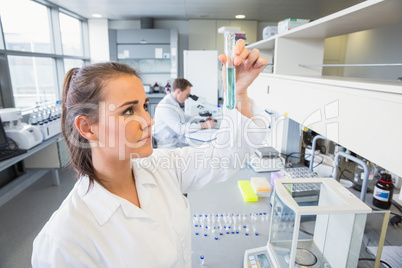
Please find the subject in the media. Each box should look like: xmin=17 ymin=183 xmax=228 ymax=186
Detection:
xmin=75 ymin=115 xmax=97 ymax=141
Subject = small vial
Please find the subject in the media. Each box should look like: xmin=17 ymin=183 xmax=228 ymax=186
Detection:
xmin=233 ymin=225 xmax=238 ymax=234
xmin=263 ymin=212 xmax=269 ymax=221
xmin=200 ymin=255 xmax=205 ymax=266
xmin=218 ymin=224 xmax=224 ymax=235
xmin=245 ymin=226 xmax=250 ymax=236
xmin=193 ymin=215 xmax=198 ymax=226
xmin=224 ymin=33 xmax=236 ymax=110
xmin=237 ymin=224 xmax=241 ymax=234
xmin=211 ymin=226 xmax=216 ymax=235
xmin=252 ymin=225 xmax=258 ymax=235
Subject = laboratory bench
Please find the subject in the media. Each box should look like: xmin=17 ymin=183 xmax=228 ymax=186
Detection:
xmin=188 ymin=166 xmax=402 ymax=268
xmin=0 ymin=135 xmax=65 ymax=207
xmin=188 ymin=167 xmax=272 ymax=267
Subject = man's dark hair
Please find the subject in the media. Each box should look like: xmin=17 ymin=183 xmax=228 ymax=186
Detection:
xmin=172 ymin=78 xmax=192 ymax=92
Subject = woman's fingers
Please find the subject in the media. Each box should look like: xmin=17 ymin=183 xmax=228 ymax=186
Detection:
xmin=254 ymin=57 xmax=269 ymax=69
xmin=243 ymin=48 xmax=260 ymax=70
xmin=218 ymin=54 xmax=227 ymax=65
xmin=234 ymin=39 xmax=246 ymax=55
xmin=235 ymin=47 xmax=250 ymax=66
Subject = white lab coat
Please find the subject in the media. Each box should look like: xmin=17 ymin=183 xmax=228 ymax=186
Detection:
xmin=32 ymin=103 xmax=269 ymax=268
xmin=153 ymin=94 xmax=203 ymax=148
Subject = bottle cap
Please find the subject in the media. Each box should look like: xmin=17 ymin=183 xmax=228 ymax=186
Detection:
xmin=380 ymin=173 xmax=392 ymax=183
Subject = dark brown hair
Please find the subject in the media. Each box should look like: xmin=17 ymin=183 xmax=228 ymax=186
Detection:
xmin=172 ymin=78 xmax=192 ymax=92
xmin=62 ymin=62 xmax=140 ymax=187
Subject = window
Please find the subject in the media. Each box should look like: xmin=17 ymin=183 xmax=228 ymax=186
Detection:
xmin=0 ymin=1 xmax=88 ymax=109
xmin=8 ymin=56 xmax=57 ymax=108
xmin=59 ymin=13 xmax=83 ymax=56
xmin=0 ymin=0 xmax=52 ymax=53
xmin=64 ymin=59 xmax=84 ymax=74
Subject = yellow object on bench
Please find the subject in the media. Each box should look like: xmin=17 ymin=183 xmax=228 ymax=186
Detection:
xmin=238 ymin=181 xmax=258 ymax=202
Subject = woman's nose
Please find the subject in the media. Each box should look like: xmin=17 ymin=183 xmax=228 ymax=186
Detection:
xmin=142 ymin=112 xmax=153 ymax=130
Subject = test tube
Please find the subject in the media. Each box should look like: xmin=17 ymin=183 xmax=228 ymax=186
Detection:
xmin=224 ymin=33 xmax=236 ymax=110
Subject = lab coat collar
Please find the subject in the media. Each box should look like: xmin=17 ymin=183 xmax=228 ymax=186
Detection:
xmin=78 ymin=175 xmax=154 ymax=226
xmin=132 ymin=159 xmax=157 ymax=186
xmin=168 ymin=93 xmax=180 ymax=106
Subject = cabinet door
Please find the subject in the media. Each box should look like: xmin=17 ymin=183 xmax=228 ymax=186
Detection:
xmin=117 ymin=44 xmax=170 ymax=59
xmin=250 ymin=74 xmax=402 ymax=177
xmin=117 ymin=29 xmax=170 ymax=44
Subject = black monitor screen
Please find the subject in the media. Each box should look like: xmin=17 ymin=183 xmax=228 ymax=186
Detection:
xmin=0 ymin=116 xmax=9 ymax=148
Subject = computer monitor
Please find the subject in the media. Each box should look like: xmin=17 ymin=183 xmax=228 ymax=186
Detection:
xmin=0 ymin=116 xmax=10 ymax=149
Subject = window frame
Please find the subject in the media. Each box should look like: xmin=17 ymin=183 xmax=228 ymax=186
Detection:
xmin=0 ymin=0 xmax=90 ymax=110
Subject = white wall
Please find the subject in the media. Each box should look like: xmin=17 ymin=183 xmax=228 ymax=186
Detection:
xmin=188 ymin=20 xmax=217 ymax=51
xmin=188 ymin=19 xmax=258 ymax=54
xmin=343 ymin=21 xmax=402 ymax=80
xmin=88 ymin=19 xmax=110 ymax=63
xmin=154 ymin=20 xmax=188 ymax=79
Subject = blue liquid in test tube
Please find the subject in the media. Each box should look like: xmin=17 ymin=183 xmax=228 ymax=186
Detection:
xmin=226 ymin=67 xmax=236 ymax=110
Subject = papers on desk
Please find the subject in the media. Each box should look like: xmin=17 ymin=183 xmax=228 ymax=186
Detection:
xmin=185 ymin=128 xmax=218 ymax=142
xmin=367 ymin=246 xmax=402 ymax=268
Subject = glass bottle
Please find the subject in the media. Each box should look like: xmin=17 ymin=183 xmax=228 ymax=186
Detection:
xmin=373 ymin=173 xmax=394 ymax=209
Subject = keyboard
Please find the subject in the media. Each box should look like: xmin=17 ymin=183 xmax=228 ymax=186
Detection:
xmin=0 ymin=149 xmax=28 ymax=162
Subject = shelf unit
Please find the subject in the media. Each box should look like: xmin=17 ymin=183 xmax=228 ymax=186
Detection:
xmin=247 ymin=0 xmax=402 ymax=176
xmin=109 ymin=28 xmax=178 ymax=86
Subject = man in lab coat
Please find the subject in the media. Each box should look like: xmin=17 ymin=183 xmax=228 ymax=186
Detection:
xmin=153 ymin=78 xmax=216 ymax=148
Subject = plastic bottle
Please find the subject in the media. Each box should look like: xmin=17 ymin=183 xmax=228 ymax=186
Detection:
xmin=372 ymin=173 xmax=394 ymax=209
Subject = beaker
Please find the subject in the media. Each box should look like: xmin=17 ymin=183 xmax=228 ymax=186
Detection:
xmin=224 ymin=33 xmax=236 ymax=110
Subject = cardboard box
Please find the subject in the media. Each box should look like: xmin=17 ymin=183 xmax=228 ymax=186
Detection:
xmin=278 ymin=18 xmax=312 ymax=34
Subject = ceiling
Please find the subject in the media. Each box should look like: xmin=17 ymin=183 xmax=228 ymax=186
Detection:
xmin=46 ymin=0 xmax=364 ymax=22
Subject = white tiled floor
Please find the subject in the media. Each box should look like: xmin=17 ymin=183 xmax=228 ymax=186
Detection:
xmin=0 ymin=167 xmax=76 ymax=268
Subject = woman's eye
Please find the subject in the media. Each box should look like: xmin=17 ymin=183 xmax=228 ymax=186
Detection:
xmin=144 ymin=103 xmax=149 ymax=111
xmin=123 ymin=107 xmax=133 ymax=115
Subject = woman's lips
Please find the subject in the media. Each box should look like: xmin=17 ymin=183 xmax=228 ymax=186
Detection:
xmin=139 ymin=135 xmax=151 ymax=142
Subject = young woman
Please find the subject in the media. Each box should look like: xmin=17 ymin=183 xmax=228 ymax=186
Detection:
xmin=32 ymin=40 xmax=268 ymax=267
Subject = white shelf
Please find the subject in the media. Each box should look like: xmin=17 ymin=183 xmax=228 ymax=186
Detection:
xmin=246 ymin=37 xmax=275 ymax=50
xmin=284 ymin=0 xmax=402 ymax=39
xmin=247 ymin=0 xmax=402 ymax=50
xmin=267 ymin=74 xmax=402 ymax=95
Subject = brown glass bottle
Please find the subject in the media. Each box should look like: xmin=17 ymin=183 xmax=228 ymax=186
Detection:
xmin=372 ymin=173 xmax=394 ymax=209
